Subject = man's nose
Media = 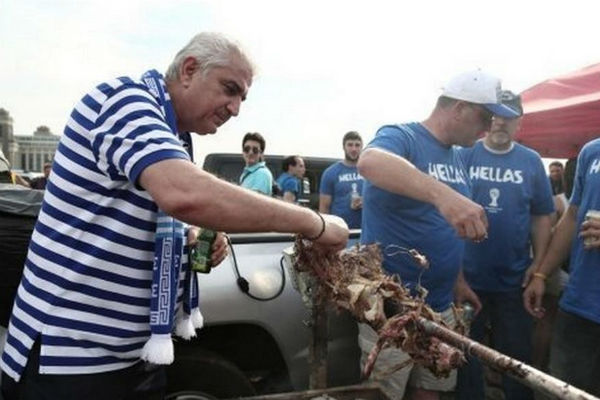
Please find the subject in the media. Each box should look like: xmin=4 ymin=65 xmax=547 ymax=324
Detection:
xmin=227 ymin=97 xmax=242 ymax=117
xmin=492 ymin=116 xmax=507 ymax=126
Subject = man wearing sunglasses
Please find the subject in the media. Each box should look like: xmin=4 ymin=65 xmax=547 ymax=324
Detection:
xmin=457 ymin=91 xmax=554 ymax=400
xmin=240 ymin=132 xmax=273 ymax=195
xmin=357 ymin=70 xmax=519 ymax=400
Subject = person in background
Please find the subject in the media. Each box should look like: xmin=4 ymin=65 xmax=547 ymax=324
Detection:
xmin=532 ymin=155 xmax=576 ymax=372
xmin=30 ymin=162 xmax=52 ymax=190
xmin=0 ymin=149 xmax=30 ymax=187
xmin=319 ymin=131 xmax=364 ymax=229
xmin=548 ymin=160 xmax=565 ymax=195
xmin=276 ymin=155 xmax=305 ymax=203
xmin=563 ymin=157 xmax=577 ymax=198
xmin=523 ymin=137 xmax=600 ymax=396
xmin=239 ymin=132 xmax=273 ymax=195
xmin=357 ymin=70 xmax=518 ymax=399
xmin=457 ymin=91 xmax=554 ymax=400
xmin=0 ymin=32 xmax=348 ymax=400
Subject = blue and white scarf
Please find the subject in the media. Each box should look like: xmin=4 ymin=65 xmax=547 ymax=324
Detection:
xmin=140 ymin=70 xmax=203 ymax=364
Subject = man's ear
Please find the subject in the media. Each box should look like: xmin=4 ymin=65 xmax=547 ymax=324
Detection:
xmin=179 ymin=56 xmax=199 ymax=87
xmin=453 ymin=100 xmax=467 ymax=121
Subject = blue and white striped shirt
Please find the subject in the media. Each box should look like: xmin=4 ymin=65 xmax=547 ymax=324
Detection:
xmin=1 ymin=74 xmax=191 ymax=380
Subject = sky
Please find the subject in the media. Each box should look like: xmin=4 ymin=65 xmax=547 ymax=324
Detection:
xmin=1 ymin=0 xmax=598 ymax=164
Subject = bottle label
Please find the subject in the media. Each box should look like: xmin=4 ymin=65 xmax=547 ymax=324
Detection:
xmin=350 ymin=183 xmax=361 ymax=209
xmin=190 ymin=229 xmax=216 ymax=273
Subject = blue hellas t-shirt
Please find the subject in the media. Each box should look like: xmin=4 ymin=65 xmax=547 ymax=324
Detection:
xmin=360 ymin=123 xmax=470 ymax=312
xmin=319 ymin=161 xmax=363 ymax=229
xmin=459 ymin=141 xmax=554 ymax=291
xmin=560 ymin=138 xmax=600 ymax=324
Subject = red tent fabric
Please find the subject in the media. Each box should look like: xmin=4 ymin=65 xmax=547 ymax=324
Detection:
xmin=515 ymin=63 xmax=600 ymax=159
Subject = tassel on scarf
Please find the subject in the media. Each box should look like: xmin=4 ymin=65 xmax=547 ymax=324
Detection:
xmin=191 ymin=308 xmax=204 ymax=329
xmin=175 ymin=312 xmax=196 ymax=340
xmin=141 ymin=334 xmax=175 ymax=364
xmin=174 ymin=262 xmax=203 ymax=339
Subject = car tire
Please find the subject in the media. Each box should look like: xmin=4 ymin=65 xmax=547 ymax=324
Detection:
xmin=166 ymin=347 xmax=255 ymax=398
xmin=164 ymin=391 xmax=219 ymax=400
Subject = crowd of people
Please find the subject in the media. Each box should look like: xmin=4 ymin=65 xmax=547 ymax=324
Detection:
xmin=1 ymin=31 xmax=599 ymax=400
xmin=240 ymin=130 xmax=364 ymax=227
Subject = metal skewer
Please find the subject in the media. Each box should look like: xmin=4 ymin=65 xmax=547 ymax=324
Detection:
xmin=417 ymin=317 xmax=599 ymax=400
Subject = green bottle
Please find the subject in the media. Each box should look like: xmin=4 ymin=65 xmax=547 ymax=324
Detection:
xmin=190 ymin=228 xmax=217 ymax=273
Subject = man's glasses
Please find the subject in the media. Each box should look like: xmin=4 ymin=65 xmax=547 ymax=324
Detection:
xmin=243 ymin=145 xmax=261 ymax=155
xmin=471 ymin=104 xmax=494 ymax=127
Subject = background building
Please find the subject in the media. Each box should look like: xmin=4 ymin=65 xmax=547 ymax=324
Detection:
xmin=0 ymin=108 xmax=59 ymax=172
xmin=0 ymin=109 xmax=17 ymax=166
xmin=15 ymin=126 xmax=60 ymax=172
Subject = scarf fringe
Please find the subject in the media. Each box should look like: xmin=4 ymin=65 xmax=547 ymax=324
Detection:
xmin=140 ymin=334 xmax=174 ymax=364
xmin=174 ymin=307 xmax=204 ymax=340
xmin=175 ymin=310 xmax=195 ymax=340
xmin=191 ymin=308 xmax=204 ymax=329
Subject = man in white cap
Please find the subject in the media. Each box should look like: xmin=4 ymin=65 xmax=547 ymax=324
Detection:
xmin=357 ymin=70 xmax=519 ymax=399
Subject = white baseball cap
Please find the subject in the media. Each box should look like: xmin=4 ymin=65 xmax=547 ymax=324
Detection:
xmin=441 ymin=70 xmax=520 ymax=118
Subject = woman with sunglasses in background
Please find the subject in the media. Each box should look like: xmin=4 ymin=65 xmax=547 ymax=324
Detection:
xmin=239 ymin=132 xmax=274 ymax=195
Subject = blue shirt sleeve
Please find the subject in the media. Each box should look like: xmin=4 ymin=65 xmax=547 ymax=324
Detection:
xmin=570 ymin=147 xmax=590 ymax=207
xmin=366 ymin=125 xmax=415 ymax=160
xmin=319 ymin=165 xmax=335 ymax=195
xmin=91 ymin=84 xmax=189 ymax=185
xmin=282 ymin=176 xmax=298 ymax=193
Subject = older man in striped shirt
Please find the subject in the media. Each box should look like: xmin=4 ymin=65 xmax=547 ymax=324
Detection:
xmin=0 ymin=33 xmax=348 ymax=400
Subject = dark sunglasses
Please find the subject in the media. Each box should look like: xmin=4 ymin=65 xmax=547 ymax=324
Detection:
xmin=243 ymin=145 xmax=261 ymax=155
xmin=471 ymin=104 xmax=494 ymax=127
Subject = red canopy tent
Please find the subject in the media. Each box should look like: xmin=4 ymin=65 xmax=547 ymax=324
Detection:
xmin=515 ymin=63 xmax=600 ymax=159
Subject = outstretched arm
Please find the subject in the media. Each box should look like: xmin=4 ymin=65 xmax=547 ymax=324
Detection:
xmin=358 ymin=147 xmax=488 ymax=241
xmin=140 ymin=159 xmax=349 ymax=252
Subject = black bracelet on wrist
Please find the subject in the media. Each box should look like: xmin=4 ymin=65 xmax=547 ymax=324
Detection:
xmin=304 ymin=210 xmax=326 ymax=241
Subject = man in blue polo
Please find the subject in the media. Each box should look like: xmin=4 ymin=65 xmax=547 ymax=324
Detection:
xmin=357 ymin=70 xmax=519 ymax=399
xmin=457 ymin=91 xmax=554 ymax=400
xmin=524 ymin=137 xmax=600 ymax=396
xmin=319 ymin=131 xmax=364 ymax=229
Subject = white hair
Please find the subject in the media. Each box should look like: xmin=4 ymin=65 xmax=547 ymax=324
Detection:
xmin=165 ymin=32 xmax=254 ymax=81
